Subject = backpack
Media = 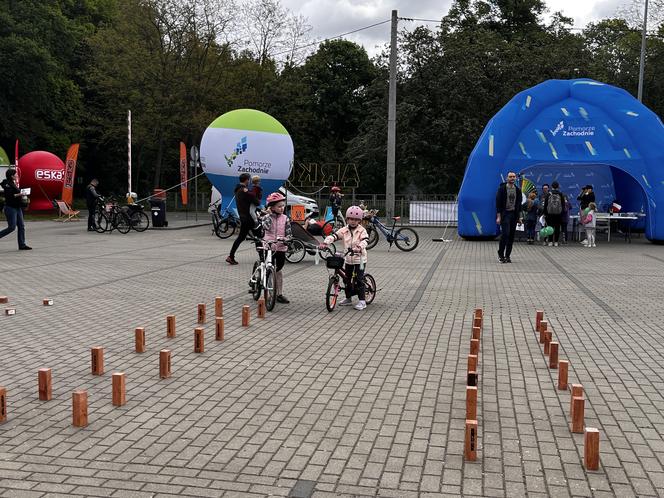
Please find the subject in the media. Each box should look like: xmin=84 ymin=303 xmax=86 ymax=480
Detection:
xmin=548 ymin=192 xmax=563 ymax=215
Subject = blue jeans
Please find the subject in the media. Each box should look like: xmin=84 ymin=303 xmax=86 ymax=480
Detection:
xmin=0 ymin=206 xmax=27 ymax=248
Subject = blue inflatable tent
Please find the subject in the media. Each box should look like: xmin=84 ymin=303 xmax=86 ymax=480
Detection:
xmin=457 ymin=79 xmax=664 ymax=241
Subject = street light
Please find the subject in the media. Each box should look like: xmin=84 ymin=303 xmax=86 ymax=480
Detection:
xmin=638 ymin=0 xmax=649 ymax=102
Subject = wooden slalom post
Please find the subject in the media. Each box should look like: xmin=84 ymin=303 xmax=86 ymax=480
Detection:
xmin=38 ymin=368 xmax=52 ymax=401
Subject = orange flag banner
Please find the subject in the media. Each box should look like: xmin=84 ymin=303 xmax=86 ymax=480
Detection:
xmin=179 ymin=142 xmax=188 ymax=205
xmin=62 ymin=144 xmax=79 ymax=205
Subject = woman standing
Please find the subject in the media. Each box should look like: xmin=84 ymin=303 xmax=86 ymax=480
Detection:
xmin=0 ymin=169 xmax=31 ymax=250
xmin=522 ymin=191 xmax=539 ymax=244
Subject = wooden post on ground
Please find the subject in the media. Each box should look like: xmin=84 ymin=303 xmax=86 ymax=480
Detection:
xmin=571 ymin=396 xmax=585 ymax=433
xmin=0 ymin=296 xmax=7 ymax=304
xmin=242 ymin=305 xmax=250 ymax=327
xmin=91 ymin=347 xmax=104 ymax=375
xmin=257 ymin=298 xmax=266 ymax=318
xmin=43 ymin=298 xmax=53 ymax=306
xmin=470 ymin=339 xmax=479 ymax=356
xmin=466 ymin=386 xmax=477 ymax=420
xmin=464 ymin=419 xmax=478 ymax=461
xmin=194 ymin=327 xmax=204 ymax=353
xmin=584 ymin=428 xmax=600 ymax=470
xmin=72 ymin=391 xmax=88 ymax=427
xmin=536 ymin=310 xmax=543 ymax=331
xmin=135 ymin=327 xmax=145 ymax=353
xmin=0 ymin=386 xmax=5 ymax=423
xmin=215 ymin=297 xmax=223 ymax=317
xmin=558 ymin=360 xmax=569 ymax=390
xmin=197 ymin=303 xmax=206 ymax=324
xmin=467 ymin=354 xmax=478 ymax=373
xmin=166 ymin=315 xmax=176 ymax=338
xmin=570 ymin=384 xmax=583 ymax=415
xmin=474 ymin=307 xmax=482 ymax=317
xmin=216 ymin=317 xmax=224 ymax=341
xmin=549 ymin=342 xmax=559 ymax=368
xmin=467 ymin=371 xmax=478 ymax=387
xmin=544 ymin=331 xmax=552 ymax=355
xmin=472 ymin=326 xmax=481 ymax=340
xmin=38 ymin=368 xmax=52 ymax=401
xmin=473 ymin=315 xmax=482 ymax=330
xmin=112 ymin=372 xmax=126 ymax=406
xmin=539 ymin=320 xmax=548 ymax=344
xmin=159 ymin=350 xmax=171 ymax=379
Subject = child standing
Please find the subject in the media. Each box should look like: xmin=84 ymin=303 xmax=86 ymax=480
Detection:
xmin=522 ymin=191 xmax=539 ymax=244
xmin=582 ymin=202 xmax=597 ymax=248
xmin=261 ymin=192 xmax=292 ymax=303
xmin=322 ymin=206 xmax=369 ymax=310
xmin=329 ymin=186 xmax=343 ymax=220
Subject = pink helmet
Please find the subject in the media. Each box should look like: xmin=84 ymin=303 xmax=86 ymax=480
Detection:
xmin=331 ymin=186 xmax=341 ymax=192
xmin=346 ymin=205 xmax=364 ymax=220
xmin=266 ymin=192 xmax=285 ymax=205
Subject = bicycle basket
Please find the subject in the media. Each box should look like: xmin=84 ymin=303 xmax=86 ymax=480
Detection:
xmin=326 ymin=255 xmax=345 ymax=269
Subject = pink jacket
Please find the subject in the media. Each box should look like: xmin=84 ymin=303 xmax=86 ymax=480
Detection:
xmin=261 ymin=212 xmax=291 ymax=252
xmin=324 ymin=225 xmax=368 ymax=264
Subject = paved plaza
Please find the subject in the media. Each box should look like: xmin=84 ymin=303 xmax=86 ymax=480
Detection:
xmin=1 ymin=220 xmax=664 ymax=497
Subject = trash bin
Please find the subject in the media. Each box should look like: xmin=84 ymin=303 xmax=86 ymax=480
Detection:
xmin=149 ymin=199 xmax=167 ymax=227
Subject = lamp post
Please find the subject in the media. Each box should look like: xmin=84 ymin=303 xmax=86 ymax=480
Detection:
xmin=638 ymin=0 xmax=649 ymax=102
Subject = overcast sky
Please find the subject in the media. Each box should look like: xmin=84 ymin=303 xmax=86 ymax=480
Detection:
xmin=277 ymin=0 xmax=628 ymax=57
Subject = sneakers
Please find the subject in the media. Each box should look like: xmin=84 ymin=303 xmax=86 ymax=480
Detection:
xmin=277 ymin=295 xmax=290 ymax=304
xmin=497 ymin=251 xmax=505 ymax=263
xmin=548 ymin=242 xmax=553 ymax=246
xmin=504 ymin=257 xmax=512 ymax=263
xmin=226 ymin=256 xmax=238 ymax=265
xmin=592 ymin=244 xmax=597 ymax=247
xmin=354 ymin=301 xmax=367 ymax=310
xmin=19 ymin=246 xmax=32 ymax=250
xmin=554 ymin=242 xmax=558 ymax=247
xmin=580 ymin=239 xmax=588 ymax=245
xmin=339 ymin=298 xmax=353 ymax=306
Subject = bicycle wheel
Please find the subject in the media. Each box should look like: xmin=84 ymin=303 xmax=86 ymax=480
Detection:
xmin=394 ymin=227 xmax=419 ymax=251
xmin=364 ymin=273 xmax=377 ymax=304
xmin=286 ymin=240 xmax=306 ymax=264
xmin=130 ymin=210 xmax=150 ymax=232
xmin=116 ymin=213 xmax=131 ymax=234
xmin=366 ymin=226 xmax=379 ymax=249
xmin=251 ymin=262 xmax=263 ymax=301
xmin=265 ymin=267 xmax=277 ymax=311
xmin=215 ymin=218 xmax=235 ymax=239
xmin=318 ymin=243 xmax=336 ymax=261
xmin=326 ymin=276 xmax=340 ymax=312
xmin=94 ymin=212 xmax=109 ymax=233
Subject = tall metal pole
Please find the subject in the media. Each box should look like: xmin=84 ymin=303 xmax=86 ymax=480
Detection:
xmin=386 ymin=10 xmax=397 ymax=219
xmin=638 ymin=0 xmax=649 ymax=102
xmin=128 ymin=110 xmax=132 ymax=195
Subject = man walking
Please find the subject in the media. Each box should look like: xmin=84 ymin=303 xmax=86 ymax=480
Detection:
xmin=226 ymin=173 xmax=260 ymax=265
xmin=495 ymin=172 xmax=522 ymax=263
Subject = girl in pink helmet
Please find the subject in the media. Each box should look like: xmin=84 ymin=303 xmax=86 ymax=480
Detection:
xmin=260 ymin=192 xmax=292 ymax=303
xmin=321 ymin=205 xmax=369 ymax=310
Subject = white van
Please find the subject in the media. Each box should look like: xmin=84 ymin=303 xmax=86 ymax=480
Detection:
xmin=210 ymin=186 xmax=319 ymax=217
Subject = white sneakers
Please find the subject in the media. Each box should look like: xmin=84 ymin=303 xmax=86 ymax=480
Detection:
xmin=339 ymin=298 xmax=366 ymax=310
xmin=548 ymin=242 xmax=553 ymax=246
xmin=554 ymin=242 xmax=558 ymax=247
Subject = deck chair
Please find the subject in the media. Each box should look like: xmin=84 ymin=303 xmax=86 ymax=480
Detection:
xmin=54 ymin=200 xmax=81 ymax=222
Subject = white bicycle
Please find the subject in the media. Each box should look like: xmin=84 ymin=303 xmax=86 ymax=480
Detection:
xmin=248 ymin=237 xmax=288 ymax=311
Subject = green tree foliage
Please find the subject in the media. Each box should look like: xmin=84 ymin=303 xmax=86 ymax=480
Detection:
xmin=1 ymin=0 xmax=663 ymax=197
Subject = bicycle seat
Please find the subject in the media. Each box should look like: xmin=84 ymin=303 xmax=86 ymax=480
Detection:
xmin=392 ymin=216 xmax=401 ymax=221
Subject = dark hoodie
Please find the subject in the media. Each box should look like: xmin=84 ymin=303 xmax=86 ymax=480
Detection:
xmin=234 ymin=183 xmax=259 ymax=221
xmin=0 ymin=179 xmax=21 ymax=208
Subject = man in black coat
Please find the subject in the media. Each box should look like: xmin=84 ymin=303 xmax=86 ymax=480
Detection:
xmin=495 ymin=171 xmax=522 ymax=263
xmin=85 ymin=179 xmax=101 ymax=231
xmin=227 ymin=173 xmax=260 ymax=265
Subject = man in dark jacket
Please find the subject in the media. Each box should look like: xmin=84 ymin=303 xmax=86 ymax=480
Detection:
xmin=0 ymin=168 xmax=31 ymax=250
xmin=85 ymin=179 xmax=101 ymax=231
xmin=543 ymin=181 xmax=566 ymax=246
xmin=227 ymin=173 xmax=260 ymax=265
xmin=495 ymin=171 xmax=522 ymax=263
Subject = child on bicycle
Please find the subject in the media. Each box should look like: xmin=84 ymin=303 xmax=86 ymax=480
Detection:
xmin=320 ymin=205 xmax=369 ymax=310
xmin=260 ymin=192 xmax=292 ymax=303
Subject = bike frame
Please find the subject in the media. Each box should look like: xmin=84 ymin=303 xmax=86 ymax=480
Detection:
xmin=251 ymin=241 xmax=277 ymax=292
xmin=369 ymin=216 xmax=411 ymax=245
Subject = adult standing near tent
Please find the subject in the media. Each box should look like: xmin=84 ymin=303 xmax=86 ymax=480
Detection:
xmin=0 ymin=169 xmax=31 ymax=250
xmin=85 ymin=179 xmax=101 ymax=231
xmin=496 ymin=172 xmax=522 ymax=263
xmin=538 ymin=183 xmax=550 ymax=214
xmin=226 ymin=173 xmax=260 ymax=265
xmin=577 ymin=185 xmax=595 ymax=245
xmin=543 ymin=181 xmax=566 ymax=247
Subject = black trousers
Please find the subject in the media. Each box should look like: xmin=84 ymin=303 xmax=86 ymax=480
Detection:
xmin=87 ymin=204 xmax=96 ymax=229
xmin=344 ymin=264 xmax=365 ymax=300
xmin=498 ymin=211 xmax=517 ymax=258
xmin=546 ymin=214 xmax=563 ymax=243
xmin=230 ymin=218 xmax=255 ymax=259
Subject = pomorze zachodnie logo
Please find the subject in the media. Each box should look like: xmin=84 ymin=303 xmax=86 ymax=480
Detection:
xmin=225 ymin=136 xmax=247 ymax=167
xmin=550 ymin=121 xmax=595 ymax=138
